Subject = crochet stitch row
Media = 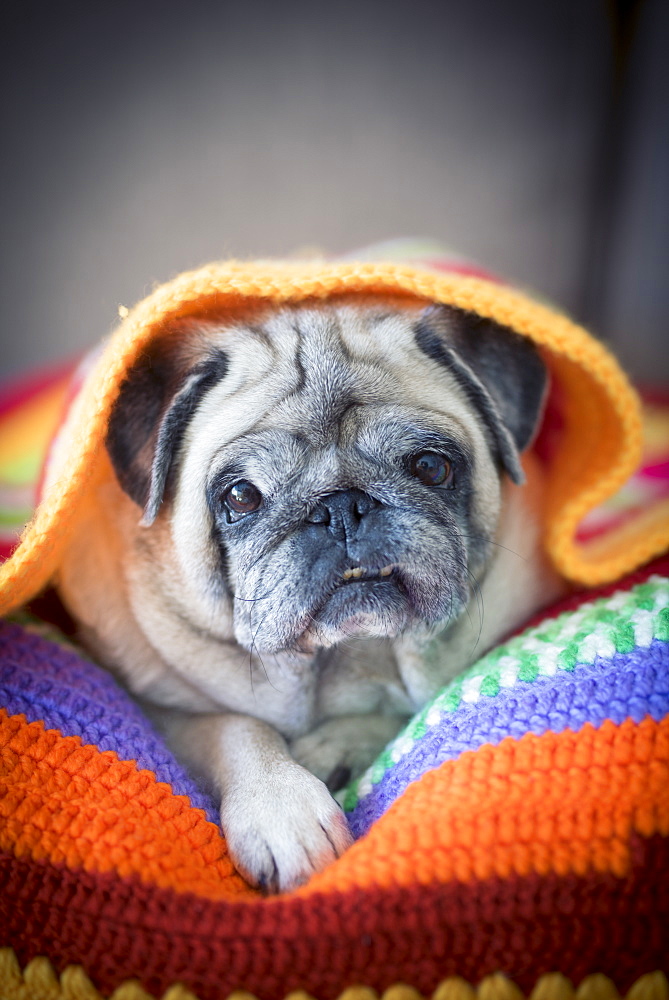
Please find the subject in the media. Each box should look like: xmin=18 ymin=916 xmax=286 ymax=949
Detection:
xmin=342 ymin=574 xmax=669 ymax=818
xmin=0 ymin=948 xmax=666 ymax=1000
xmin=4 ymin=695 xmax=666 ymax=899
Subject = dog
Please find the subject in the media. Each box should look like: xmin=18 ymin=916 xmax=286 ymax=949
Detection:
xmin=55 ymin=296 xmax=564 ymax=892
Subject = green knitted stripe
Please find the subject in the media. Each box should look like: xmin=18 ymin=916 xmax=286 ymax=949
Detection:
xmin=341 ymin=575 xmax=669 ymax=811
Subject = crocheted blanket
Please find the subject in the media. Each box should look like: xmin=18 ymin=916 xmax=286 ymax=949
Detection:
xmin=1 ymin=559 xmax=668 ymax=999
xmin=1 ymin=242 xmax=668 ymax=999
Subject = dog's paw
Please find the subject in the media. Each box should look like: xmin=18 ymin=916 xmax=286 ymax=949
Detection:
xmin=291 ymin=715 xmax=405 ymax=789
xmin=219 ymin=759 xmax=353 ymax=893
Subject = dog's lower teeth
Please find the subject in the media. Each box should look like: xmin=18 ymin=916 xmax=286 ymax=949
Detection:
xmin=342 ymin=564 xmax=394 ymax=581
xmin=343 ymin=567 xmax=366 ymax=580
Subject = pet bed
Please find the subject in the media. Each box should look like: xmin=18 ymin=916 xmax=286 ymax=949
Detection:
xmin=0 ymin=242 xmax=668 ymax=999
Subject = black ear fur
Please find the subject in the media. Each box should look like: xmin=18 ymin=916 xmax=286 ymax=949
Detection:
xmin=105 ymin=337 xmax=228 ymax=523
xmin=414 ymin=305 xmax=548 ymax=484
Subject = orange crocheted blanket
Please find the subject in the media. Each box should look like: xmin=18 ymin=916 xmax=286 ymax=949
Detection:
xmin=1 ymin=245 xmax=668 ymax=614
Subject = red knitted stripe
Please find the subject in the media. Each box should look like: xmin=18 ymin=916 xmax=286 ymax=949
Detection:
xmin=1 ymin=834 xmax=667 ymax=999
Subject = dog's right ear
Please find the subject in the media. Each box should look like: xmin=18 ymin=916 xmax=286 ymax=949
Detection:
xmin=414 ymin=305 xmax=548 ymax=484
xmin=105 ymin=334 xmax=229 ymax=525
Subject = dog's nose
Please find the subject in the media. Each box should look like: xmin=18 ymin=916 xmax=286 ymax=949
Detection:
xmin=307 ymin=489 xmax=380 ymax=539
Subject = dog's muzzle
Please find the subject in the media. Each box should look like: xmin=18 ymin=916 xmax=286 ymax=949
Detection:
xmin=234 ymin=487 xmax=468 ymax=653
xmin=297 ymin=489 xmax=414 ymax=642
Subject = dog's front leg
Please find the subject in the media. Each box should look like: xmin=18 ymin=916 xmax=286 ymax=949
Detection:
xmin=157 ymin=710 xmax=353 ymax=893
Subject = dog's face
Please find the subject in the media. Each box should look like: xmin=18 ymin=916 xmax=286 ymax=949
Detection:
xmin=106 ymin=299 xmax=547 ymax=660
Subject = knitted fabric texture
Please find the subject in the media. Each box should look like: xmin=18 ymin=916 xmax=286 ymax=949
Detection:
xmin=342 ymin=569 xmax=669 ymax=833
xmin=1 ymin=243 xmax=668 ymax=616
xmin=1 ymin=557 xmax=668 ymax=998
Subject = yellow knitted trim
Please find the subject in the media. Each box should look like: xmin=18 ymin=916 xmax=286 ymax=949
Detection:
xmin=0 ymin=950 xmax=666 ymax=1000
xmin=0 ymin=258 xmax=663 ymax=615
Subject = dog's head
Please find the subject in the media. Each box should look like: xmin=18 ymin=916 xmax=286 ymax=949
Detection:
xmin=106 ymin=300 xmax=547 ymax=655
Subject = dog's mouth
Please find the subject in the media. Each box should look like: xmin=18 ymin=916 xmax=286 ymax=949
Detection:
xmin=291 ymin=561 xmax=413 ymax=650
xmin=242 ymin=549 xmax=463 ymax=654
xmin=340 ymin=563 xmax=397 ymax=583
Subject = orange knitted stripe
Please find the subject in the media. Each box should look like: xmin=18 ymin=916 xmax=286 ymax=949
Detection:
xmin=2 ymin=708 xmax=668 ymax=902
xmin=0 ymin=710 xmax=255 ymax=900
xmin=299 ymin=715 xmax=669 ymax=896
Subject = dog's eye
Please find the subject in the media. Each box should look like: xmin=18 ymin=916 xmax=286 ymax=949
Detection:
xmin=223 ymin=481 xmax=263 ymax=514
xmin=410 ymin=451 xmax=453 ymax=486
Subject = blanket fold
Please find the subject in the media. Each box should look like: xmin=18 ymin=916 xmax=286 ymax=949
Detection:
xmin=1 ymin=246 xmax=668 ymax=615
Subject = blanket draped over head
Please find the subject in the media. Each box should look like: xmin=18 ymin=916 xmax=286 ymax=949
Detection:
xmin=0 ymin=244 xmax=668 ymax=1000
xmin=1 ymin=251 xmax=668 ymax=614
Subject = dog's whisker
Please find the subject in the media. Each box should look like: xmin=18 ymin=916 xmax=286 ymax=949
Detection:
xmin=458 ymin=531 xmax=527 ymax=562
xmin=246 ymin=612 xmax=268 ymax=697
xmin=232 ymin=585 xmax=278 ymax=603
xmin=465 ymin=568 xmax=485 ymax=658
xmin=248 ymin=597 xmax=280 ymax=692
xmin=271 ymin=654 xmax=289 ymax=682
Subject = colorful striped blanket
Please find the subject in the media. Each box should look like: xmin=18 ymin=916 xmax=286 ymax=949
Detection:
xmin=1 ymin=558 xmax=667 ymax=999
xmin=0 ymin=243 xmax=668 ymax=999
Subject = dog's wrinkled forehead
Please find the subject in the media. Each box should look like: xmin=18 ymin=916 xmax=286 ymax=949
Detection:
xmin=180 ymin=304 xmax=483 ymax=497
xmin=242 ymin=305 xmax=446 ymax=439
xmin=174 ymin=305 xmax=455 ymax=496
xmin=106 ymin=299 xmax=547 ymax=523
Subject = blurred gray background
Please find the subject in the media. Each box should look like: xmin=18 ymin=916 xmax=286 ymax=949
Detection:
xmin=1 ymin=0 xmax=667 ymax=382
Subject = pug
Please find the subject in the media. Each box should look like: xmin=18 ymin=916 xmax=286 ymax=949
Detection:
xmin=55 ymin=297 xmax=564 ymax=892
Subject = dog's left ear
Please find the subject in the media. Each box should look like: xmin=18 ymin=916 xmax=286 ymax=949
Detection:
xmin=414 ymin=305 xmax=548 ymax=484
xmin=105 ymin=332 xmax=229 ymax=525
